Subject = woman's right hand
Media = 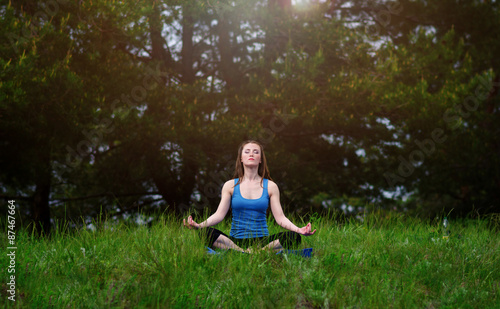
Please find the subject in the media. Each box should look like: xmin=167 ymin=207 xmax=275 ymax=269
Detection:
xmin=183 ymin=215 xmax=200 ymax=229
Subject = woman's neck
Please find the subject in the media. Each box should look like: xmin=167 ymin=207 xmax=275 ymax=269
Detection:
xmin=242 ymin=166 xmax=261 ymax=182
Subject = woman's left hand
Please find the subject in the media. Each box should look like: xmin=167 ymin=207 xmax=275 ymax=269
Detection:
xmin=298 ymin=222 xmax=316 ymax=236
xmin=183 ymin=216 xmax=200 ymax=229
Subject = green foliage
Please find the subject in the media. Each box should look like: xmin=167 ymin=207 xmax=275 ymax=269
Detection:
xmin=1 ymin=0 xmax=499 ymax=228
xmin=2 ymin=215 xmax=499 ymax=308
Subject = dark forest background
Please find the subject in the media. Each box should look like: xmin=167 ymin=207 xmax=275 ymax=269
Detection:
xmin=1 ymin=0 xmax=499 ymax=233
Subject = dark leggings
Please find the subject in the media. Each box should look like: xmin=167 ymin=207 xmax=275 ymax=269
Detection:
xmin=200 ymin=227 xmax=302 ymax=250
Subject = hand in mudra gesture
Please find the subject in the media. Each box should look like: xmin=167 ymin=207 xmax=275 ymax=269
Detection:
xmin=183 ymin=215 xmax=200 ymax=230
xmin=298 ymin=222 xmax=316 ymax=236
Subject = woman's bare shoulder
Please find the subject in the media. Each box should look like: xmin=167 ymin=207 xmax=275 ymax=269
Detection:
xmin=222 ymin=179 xmax=236 ymax=193
xmin=267 ymin=180 xmax=279 ymax=191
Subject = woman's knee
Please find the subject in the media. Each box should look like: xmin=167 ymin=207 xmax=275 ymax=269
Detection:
xmin=200 ymin=227 xmax=224 ymax=247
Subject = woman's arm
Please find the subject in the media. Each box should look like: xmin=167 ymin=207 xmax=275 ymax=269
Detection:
xmin=269 ymin=181 xmax=316 ymax=236
xmin=183 ymin=180 xmax=233 ymax=229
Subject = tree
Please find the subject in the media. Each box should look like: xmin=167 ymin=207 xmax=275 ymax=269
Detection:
xmin=2 ymin=0 xmax=498 ymax=232
xmin=0 ymin=2 xmax=101 ymax=233
xmin=329 ymin=0 xmax=500 ymax=216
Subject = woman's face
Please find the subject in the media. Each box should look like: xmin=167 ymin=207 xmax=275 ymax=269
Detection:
xmin=240 ymin=143 xmax=261 ymax=167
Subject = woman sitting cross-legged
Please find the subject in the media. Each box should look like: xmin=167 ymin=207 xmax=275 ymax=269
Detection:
xmin=183 ymin=140 xmax=316 ymax=253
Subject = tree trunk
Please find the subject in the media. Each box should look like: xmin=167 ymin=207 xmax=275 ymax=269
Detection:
xmin=151 ymin=173 xmax=180 ymax=215
xmin=218 ymin=15 xmax=237 ymax=87
xmin=264 ymin=0 xmax=292 ymax=63
xmin=149 ymin=154 xmax=198 ymax=216
xmin=149 ymin=0 xmax=172 ymax=79
xmin=181 ymin=3 xmax=195 ymax=84
xmin=31 ymin=163 xmax=51 ymax=235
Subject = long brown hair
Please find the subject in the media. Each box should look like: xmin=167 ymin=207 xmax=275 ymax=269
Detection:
xmin=233 ymin=140 xmax=271 ymax=187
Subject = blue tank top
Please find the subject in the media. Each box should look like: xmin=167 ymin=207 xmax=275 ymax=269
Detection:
xmin=229 ymin=178 xmax=270 ymax=239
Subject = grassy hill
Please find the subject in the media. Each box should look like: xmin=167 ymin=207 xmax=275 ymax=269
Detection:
xmin=2 ymin=213 xmax=499 ymax=308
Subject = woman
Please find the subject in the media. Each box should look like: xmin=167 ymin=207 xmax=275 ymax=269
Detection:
xmin=183 ymin=140 xmax=316 ymax=253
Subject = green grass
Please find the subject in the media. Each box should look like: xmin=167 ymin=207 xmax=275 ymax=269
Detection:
xmin=1 ymin=213 xmax=499 ymax=308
